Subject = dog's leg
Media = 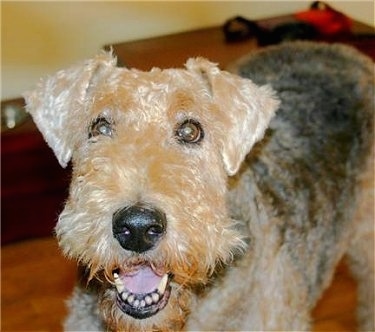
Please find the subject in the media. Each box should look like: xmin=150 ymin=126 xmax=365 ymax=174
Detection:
xmin=63 ymin=285 xmax=104 ymax=331
xmin=347 ymin=150 xmax=375 ymax=332
xmin=237 ymin=250 xmax=311 ymax=331
xmin=187 ymin=235 xmax=311 ymax=331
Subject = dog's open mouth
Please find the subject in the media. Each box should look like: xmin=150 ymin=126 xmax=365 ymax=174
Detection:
xmin=112 ymin=265 xmax=172 ymax=319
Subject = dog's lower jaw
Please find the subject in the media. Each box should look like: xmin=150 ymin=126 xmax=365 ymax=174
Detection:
xmin=99 ymin=284 xmax=191 ymax=331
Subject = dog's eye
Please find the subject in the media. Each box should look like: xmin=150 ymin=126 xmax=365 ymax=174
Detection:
xmin=89 ymin=117 xmax=113 ymax=138
xmin=175 ymin=119 xmax=204 ymax=144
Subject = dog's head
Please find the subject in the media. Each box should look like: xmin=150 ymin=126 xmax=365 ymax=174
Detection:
xmin=24 ymin=52 xmax=279 ymax=330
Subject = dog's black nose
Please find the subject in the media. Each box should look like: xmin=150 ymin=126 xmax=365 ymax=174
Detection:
xmin=112 ymin=204 xmax=167 ymax=253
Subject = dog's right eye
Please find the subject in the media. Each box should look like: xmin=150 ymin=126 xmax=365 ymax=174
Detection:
xmin=175 ymin=119 xmax=204 ymax=144
xmin=89 ymin=117 xmax=113 ymax=139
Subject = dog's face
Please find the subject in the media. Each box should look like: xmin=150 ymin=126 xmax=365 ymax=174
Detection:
xmin=24 ymin=53 xmax=278 ymax=331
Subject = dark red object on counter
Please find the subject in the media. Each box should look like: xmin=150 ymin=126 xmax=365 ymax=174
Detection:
xmin=295 ymin=1 xmax=352 ymax=35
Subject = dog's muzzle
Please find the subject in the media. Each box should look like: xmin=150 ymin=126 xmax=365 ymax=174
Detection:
xmin=112 ymin=204 xmax=171 ymax=319
xmin=112 ymin=204 xmax=167 ymax=253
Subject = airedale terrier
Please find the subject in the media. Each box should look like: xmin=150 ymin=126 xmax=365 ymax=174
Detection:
xmin=25 ymin=42 xmax=374 ymax=331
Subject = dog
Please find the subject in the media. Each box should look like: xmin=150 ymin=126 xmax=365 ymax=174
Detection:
xmin=24 ymin=41 xmax=374 ymax=331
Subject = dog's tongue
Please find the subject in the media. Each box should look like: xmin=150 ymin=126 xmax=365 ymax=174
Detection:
xmin=123 ymin=266 xmax=162 ymax=294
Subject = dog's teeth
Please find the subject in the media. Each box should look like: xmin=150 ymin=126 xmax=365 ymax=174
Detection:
xmin=127 ymin=294 xmax=135 ymax=305
xmin=140 ymin=300 xmax=146 ymax=308
xmin=157 ymin=274 xmax=169 ymax=295
xmin=113 ymin=272 xmax=119 ymax=278
xmin=114 ymin=278 xmax=125 ymax=293
xmin=121 ymin=292 xmax=129 ymax=301
xmin=145 ymin=295 xmax=153 ymax=305
xmin=134 ymin=299 xmax=140 ymax=307
xmin=151 ymin=292 xmax=160 ymax=303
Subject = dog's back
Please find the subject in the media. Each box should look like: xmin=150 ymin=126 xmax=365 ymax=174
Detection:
xmin=235 ymin=42 xmax=373 ymax=165
xmin=229 ymin=42 xmax=374 ymax=329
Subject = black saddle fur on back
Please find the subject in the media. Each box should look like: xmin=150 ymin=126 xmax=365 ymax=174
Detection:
xmin=229 ymin=42 xmax=374 ymax=301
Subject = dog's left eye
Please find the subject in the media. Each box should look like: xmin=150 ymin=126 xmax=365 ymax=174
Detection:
xmin=175 ymin=119 xmax=204 ymax=144
xmin=89 ymin=117 xmax=113 ymax=138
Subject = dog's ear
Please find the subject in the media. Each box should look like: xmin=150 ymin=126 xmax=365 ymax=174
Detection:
xmin=23 ymin=52 xmax=117 ymax=167
xmin=186 ymin=58 xmax=279 ymax=176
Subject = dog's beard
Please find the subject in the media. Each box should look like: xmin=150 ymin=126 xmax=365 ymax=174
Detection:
xmin=60 ymin=200 xmax=245 ymax=331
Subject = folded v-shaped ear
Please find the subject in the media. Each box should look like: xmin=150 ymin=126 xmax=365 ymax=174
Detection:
xmin=186 ymin=58 xmax=280 ymax=176
xmin=23 ymin=52 xmax=117 ymax=167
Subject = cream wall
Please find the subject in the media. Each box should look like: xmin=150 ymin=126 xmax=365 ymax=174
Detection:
xmin=1 ymin=1 xmax=374 ymax=100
